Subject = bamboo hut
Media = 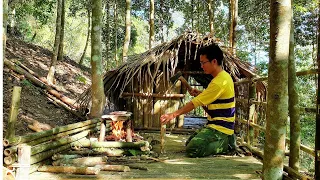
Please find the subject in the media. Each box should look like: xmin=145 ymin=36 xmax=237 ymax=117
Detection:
xmin=77 ymin=32 xmax=266 ymax=129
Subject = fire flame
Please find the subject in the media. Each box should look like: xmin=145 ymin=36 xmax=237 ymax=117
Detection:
xmin=111 ymin=121 xmax=125 ymax=139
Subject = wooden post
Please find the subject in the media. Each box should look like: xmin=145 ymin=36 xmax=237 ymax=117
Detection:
xmin=16 ymin=144 xmax=31 ymax=180
xmin=6 ymin=86 xmax=22 ymax=140
xmin=99 ymin=119 xmax=106 ymax=142
xmin=125 ymin=119 xmax=133 ymax=142
xmin=160 ymin=124 xmax=166 ymax=154
xmin=248 ymin=82 xmax=256 ymax=146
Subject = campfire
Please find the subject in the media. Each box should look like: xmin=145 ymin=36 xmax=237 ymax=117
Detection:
xmin=102 ymin=111 xmax=134 ymax=142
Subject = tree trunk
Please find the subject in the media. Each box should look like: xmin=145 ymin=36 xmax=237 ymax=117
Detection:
xmin=90 ymin=0 xmax=106 ymax=118
xmin=207 ymin=0 xmax=214 ymax=36
xmin=229 ymin=0 xmax=237 ymax=55
xmin=263 ymin=0 xmax=291 ymax=179
xmin=316 ymin=0 xmax=320 ymax=177
xmin=3 ymin=0 xmax=8 ymax=54
xmin=122 ymin=0 xmax=131 ymax=63
xmin=105 ymin=2 xmax=110 ymax=70
xmin=114 ymin=0 xmax=118 ymax=65
xmin=288 ymin=11 xmax=300 ymax=172
xmin=47 ymin=0 xmax=62 ymax=85
xmin=159 ymin=0 xmax=164 ymax=43
xmin=57 ymin=0 xmax=65 ymax=61
xmin=149 ymin=0 xmax=155 ymax=49
xmin=79 ymin=8 xmax=91 ymax=65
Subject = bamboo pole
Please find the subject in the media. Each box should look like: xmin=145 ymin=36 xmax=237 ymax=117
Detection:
xmin=3 ymin=167 xmax=15 ymax=180
xmin=37 ymin=165 xmax=100 ymax=175
xmin=3 ymin=118 xmax=102 ymax=146
xmin=160 ymin=124 xmax=166 ymax=154
xmin=6 ymin=86 xmax=22 ymax=140
xmin=30 ymin=143 xmax=73 ymax=164
xmin=31 ymin=130 xmax=91 ymax=155
xmin=4 ymin=123 xmax=101 ymax=156
xmin=95 ymin=164 xmax=130 ymax=172
xmin=4 ymin=59 xmax=79 ymax=109
xmin=4 ymin=154 xmax=17 ymax=165
xmin=66 ymin=148 xmax=130 ymax=156
xmin=237 ymin=117 xmax=315 ymax=157
xmin=134 ymin=127 xmax=196 ymax=133
xmin=121 ymin=92 xmax=185 ymax=99
xmin=240 ymin=141 xmax=312 ymax=180
xmin=16 ymin=144 xmax=31 ymax=180
xmin=52 ymin=156 xmax=107 ymax=166
xmin=99 ymin=119 xmax=106 ymax=142
xmin=29 ymin=159 xmax=52 ymax=174
xmin=71 ymin=139 xmax=149 ymax=149
xmin=52 ymin=154 xmax=82 ymax=160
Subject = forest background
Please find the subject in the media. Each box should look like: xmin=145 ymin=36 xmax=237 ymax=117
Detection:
xmin=2 ymin=0 xmax=318 ymax=173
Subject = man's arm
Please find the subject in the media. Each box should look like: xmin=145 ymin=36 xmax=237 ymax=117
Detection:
xmin=160 ymin=101 xmax=195 ymax=124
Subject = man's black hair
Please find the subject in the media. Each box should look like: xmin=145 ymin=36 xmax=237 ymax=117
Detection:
xmin=198 ymin=44 xmax=224 ymax=65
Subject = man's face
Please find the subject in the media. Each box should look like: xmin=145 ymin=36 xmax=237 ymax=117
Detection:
xmin=200 ymin=55 xmax=216 ymax=74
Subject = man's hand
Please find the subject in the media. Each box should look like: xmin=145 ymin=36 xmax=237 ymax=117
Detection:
xmin=189 ymin=88 xmax=202 ymax=97
xmin=160 ymin=113 xmax=176 ymax=124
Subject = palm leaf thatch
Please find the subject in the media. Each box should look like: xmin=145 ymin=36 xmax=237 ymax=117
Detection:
xmin=77 ymin=32 xmax=262 ymax=115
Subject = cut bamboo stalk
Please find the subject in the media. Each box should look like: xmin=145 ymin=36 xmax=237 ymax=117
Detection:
xmin=3 ymin=167 xmax=15 ymax=180
xmin=66 ymin=148 xmax=130 ymax=156
xmin=4 ymin=59 xmax=79 ymax=109
xmin=160 ymin=124 xmax=166 ymax=154
xmin=125 ymin=119 xmax=133 ymax=142
xmin=99 ymin=119 xmax=106 ymax=142
xmin=71 ymin=139 xmax=149 ymax=149
xmin=53 ymin=156 xmax=107 ymax=166
xmin=4 ymin=123 xmax=101 ymax=156
xmin=95 ymin=164 xmax=130 ymax=172
xmin=29 ymin=159 xmax=52 ymax=174
xmin=30 ymin=143 xmax=73 ymax=164
xmin=3 ymin=118 xmax=102 ymax=146
xmin=4 ymin=154 xmax=17 ymax=165
xmin=31 ymin=130 xmax=91 ymax=155
xmin=37 ymin=165 xmax=100 ymax=175
xmin=52 ymin=154 xmax=82 ymax=160
xmin=6 ymin=86 xmax=22 ymax=140
xmin=16 ymin=144 xmax=31 ymax=180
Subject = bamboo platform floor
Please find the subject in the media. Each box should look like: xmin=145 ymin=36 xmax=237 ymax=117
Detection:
xmin=29 ymin=132 xmax=263 ymax=180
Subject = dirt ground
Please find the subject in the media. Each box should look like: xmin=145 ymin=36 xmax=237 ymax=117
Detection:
xmin=3 ymin=37 xmax=92 ymax=136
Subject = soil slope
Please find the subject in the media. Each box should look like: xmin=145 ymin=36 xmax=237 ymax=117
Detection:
xmin=3 ymin=37 xmax=92 ymax=136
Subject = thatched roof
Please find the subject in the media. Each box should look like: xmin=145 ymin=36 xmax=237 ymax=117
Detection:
xmin=77 ymin=32 xmax=263 ymax=114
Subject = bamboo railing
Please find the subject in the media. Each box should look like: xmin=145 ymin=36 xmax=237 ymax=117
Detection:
xmin=235 ymin=68 xmax=317 ymax=179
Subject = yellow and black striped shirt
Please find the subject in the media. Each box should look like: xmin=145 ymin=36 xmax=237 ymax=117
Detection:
xmin=191 ymin=70 xmax=235 ymax=135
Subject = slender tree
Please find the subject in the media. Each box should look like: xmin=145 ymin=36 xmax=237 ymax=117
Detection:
xmin=58 ymin=0 xmax=65 ymax=61
xmin=105 ymin=1 xmax=110 ymax=69
xmin=79 ymin=7 xmax=91 ymax=65
xmin=3 ymin=0 xmax=8 ymax=54
xmin=159 ymin=0 xmax=164 ymax=43
xmin=47 ymin=0 xmax=62 ymax=85
xmin=122 ymin=0 xmax=131 ymax=63
xmin=149 ymin=0 xmax=155 ymax=49
xmin=263 ymin=0 xmax=291 ymax=179
xmin=114 ymin=0 xmax=118 ymax=65
xmin=316 ymin=0 xmax=320 ymax=177
xmin=288 ymin=4 xmax=300 ymax=172
xmin=229 ymin=0 xmax=237 ymax=56
xmin=90 ymin=0 xmax=106 ymax=118
xmin=207 ymin=0 xmax=214 ymax=36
